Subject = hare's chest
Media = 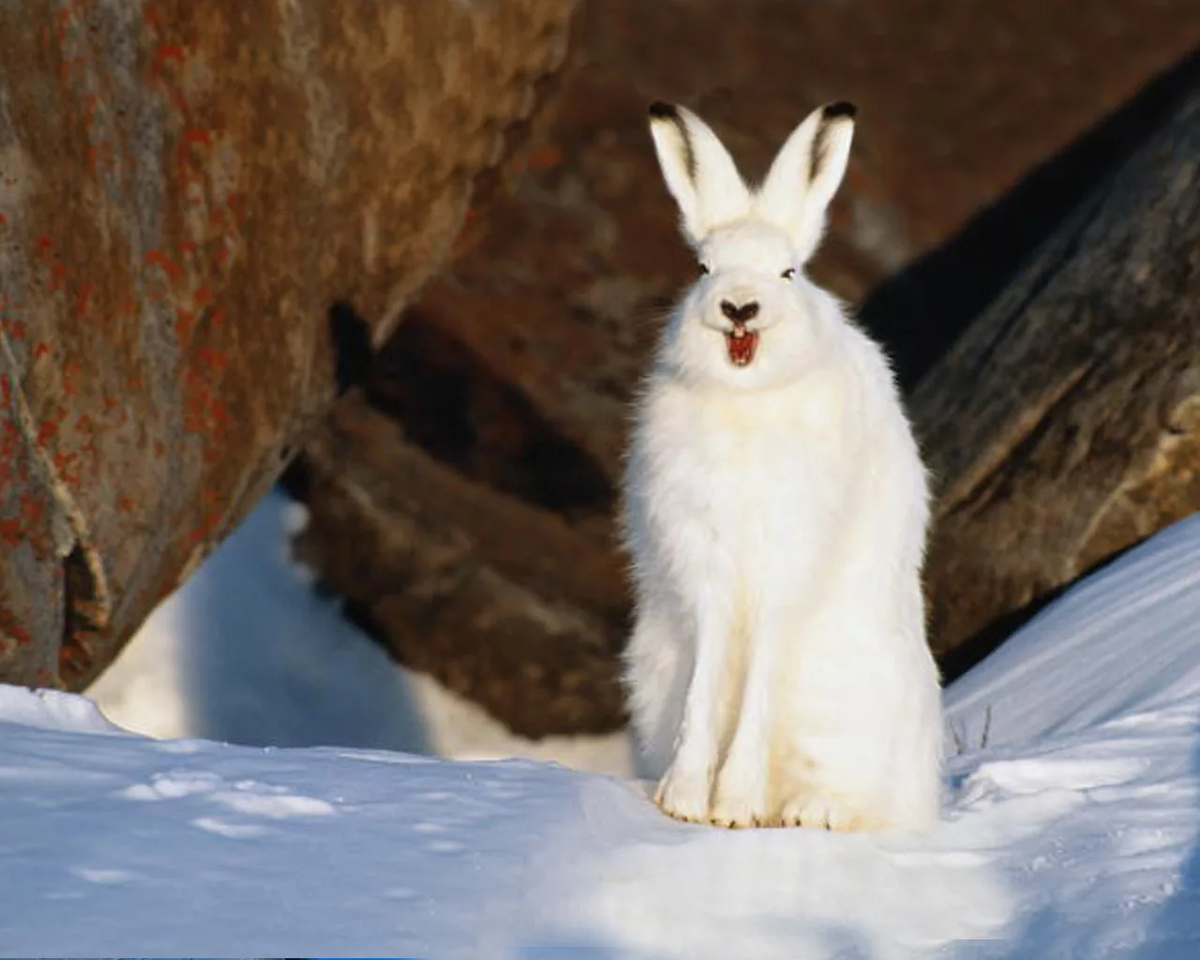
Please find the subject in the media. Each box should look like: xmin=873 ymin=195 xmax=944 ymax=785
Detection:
xmin=707 ymin=409 xmax=823 ymax=506
xmin=652 ymin=394 xmax=845 ymax=540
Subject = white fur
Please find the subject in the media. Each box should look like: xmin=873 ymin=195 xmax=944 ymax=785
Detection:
xmin=620 ymin=102 xmax=942 ymax=832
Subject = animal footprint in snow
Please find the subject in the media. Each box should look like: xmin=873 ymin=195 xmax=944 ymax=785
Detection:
xmin=122 ymin=770 xmax=335 ymax=819
xmin=122 ymin=770 xmax=222 ymax=800
xmin=211 ymin=789 xmax=335 ymax=819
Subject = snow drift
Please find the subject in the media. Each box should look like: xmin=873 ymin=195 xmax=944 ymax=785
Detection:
xmin=1 ymin=500 xmax=1198 ymax=957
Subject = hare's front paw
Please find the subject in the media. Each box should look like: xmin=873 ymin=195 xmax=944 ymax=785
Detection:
xmin=709 ymin=760 xmax=771 ymax=828
xmin=654 ymin=762 xmax=713 ymax=824
xmin=780 ymin=791 xmax=885 ymax=832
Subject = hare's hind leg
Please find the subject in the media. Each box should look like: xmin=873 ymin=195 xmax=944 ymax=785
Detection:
xmin=623 ymin=604 xmax=691 ymax=781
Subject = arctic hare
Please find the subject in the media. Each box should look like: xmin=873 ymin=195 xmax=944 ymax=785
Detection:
xmin=620 ymin=101 xmax=942 ymax=832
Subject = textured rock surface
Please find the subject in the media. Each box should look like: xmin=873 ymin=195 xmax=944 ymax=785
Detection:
xmin=293 ymin=1 xmax=1200 ymax=735
xmin=913 ymin=90 xmax=1200 ymax=664
xmin=292 ymin=393 xmax=627 ymax=739
xmin=0 ymin=0 xmax=576 ymax=688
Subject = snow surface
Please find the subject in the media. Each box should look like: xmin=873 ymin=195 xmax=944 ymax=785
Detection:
xmin=88 ymin=490 xmax=634 ymax=777
xmin=1 ymin=501 xmax=1198 ymax=957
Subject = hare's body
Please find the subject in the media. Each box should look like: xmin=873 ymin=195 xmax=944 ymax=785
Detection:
xmin=621 ymin=101 xmax=942 ymax=831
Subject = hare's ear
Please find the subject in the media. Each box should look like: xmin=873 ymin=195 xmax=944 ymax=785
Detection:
xmin=648 ymin=102 xmax=751 ymax=246
xmin=755 ymin=102 xmax=856 ymax=262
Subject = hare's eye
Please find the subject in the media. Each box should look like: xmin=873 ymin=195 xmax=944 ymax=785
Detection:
xmin=781 ymin=268 xmax=796 ymax=281
xmin=699 ymin=263 xmax=711 ymax=276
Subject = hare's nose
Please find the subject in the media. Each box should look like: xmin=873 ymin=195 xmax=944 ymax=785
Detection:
xmin=720 ymin=300 xmax=759 ymax=323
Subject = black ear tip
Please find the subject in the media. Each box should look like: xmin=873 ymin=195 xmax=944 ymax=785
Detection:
xmin=823 ymin=101 xmax=857 ymax=120
xmin=648 ymin=101 xmax=679 ymax=121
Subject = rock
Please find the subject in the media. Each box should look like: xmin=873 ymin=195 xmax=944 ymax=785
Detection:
xmin=913 ymin=89 xmax=1200 ymax=667
xmin=0 ymin=0 xmax=577 ymax=689
xmin=291 ymin=391 xmax=628 ymax=738
xmin=292 ymin=0 xmax=1200 ymax=736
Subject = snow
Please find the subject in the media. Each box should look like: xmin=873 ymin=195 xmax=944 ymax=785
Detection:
xmin=1 ymin=497 xmax=1198 ymax=957
xmin=88 ymin=490 xmax=634 ymax=777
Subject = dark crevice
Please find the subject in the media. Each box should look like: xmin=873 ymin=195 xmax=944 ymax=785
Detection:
xmin=339 ymin=598 xmax=389 ymax=650
xmin=58 ymin=540 xmax=105 ymax=681
xmin=937 ymin=583 xmax=1070 ymax=684
xmin=859 ymin=45 xmax=1200 ymax=391
xmin=365 ymin=309 xmax=615 ymax=523
xmin=303 ymin=298 xmax=616 ymax=527
xmin=328 ymin=300 xmax=376 ymax=397
xmin=277 ymin=452 xmax=312 ymax=504
xmin=937 ymin=538 xmax=1144 ymax=684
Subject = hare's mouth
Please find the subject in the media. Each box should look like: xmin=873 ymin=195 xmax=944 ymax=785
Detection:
xmin=725 ymin=326 xmax=759 ymax=367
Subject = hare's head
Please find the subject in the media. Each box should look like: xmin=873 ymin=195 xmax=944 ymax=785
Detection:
xmin=648 ymin=101 xmax=855 ymax=390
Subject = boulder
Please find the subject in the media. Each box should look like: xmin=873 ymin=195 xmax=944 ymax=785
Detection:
xmin=0 ymin=0 xmax=577 ymax=688
xmin=913 ymin=89 xmax=1200 ymax=666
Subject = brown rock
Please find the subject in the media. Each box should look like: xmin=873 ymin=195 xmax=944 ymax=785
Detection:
xmin=0 ymin=0 xmax=577 ymax=689
xmin=292 ymin=390 xmax=627 ymax=738
xmin=913 ymin=90 xmax=1200 ymax=667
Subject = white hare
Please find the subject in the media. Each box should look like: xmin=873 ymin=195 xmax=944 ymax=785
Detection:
xmin=620 ymin=101 xmax=942 ymax=832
